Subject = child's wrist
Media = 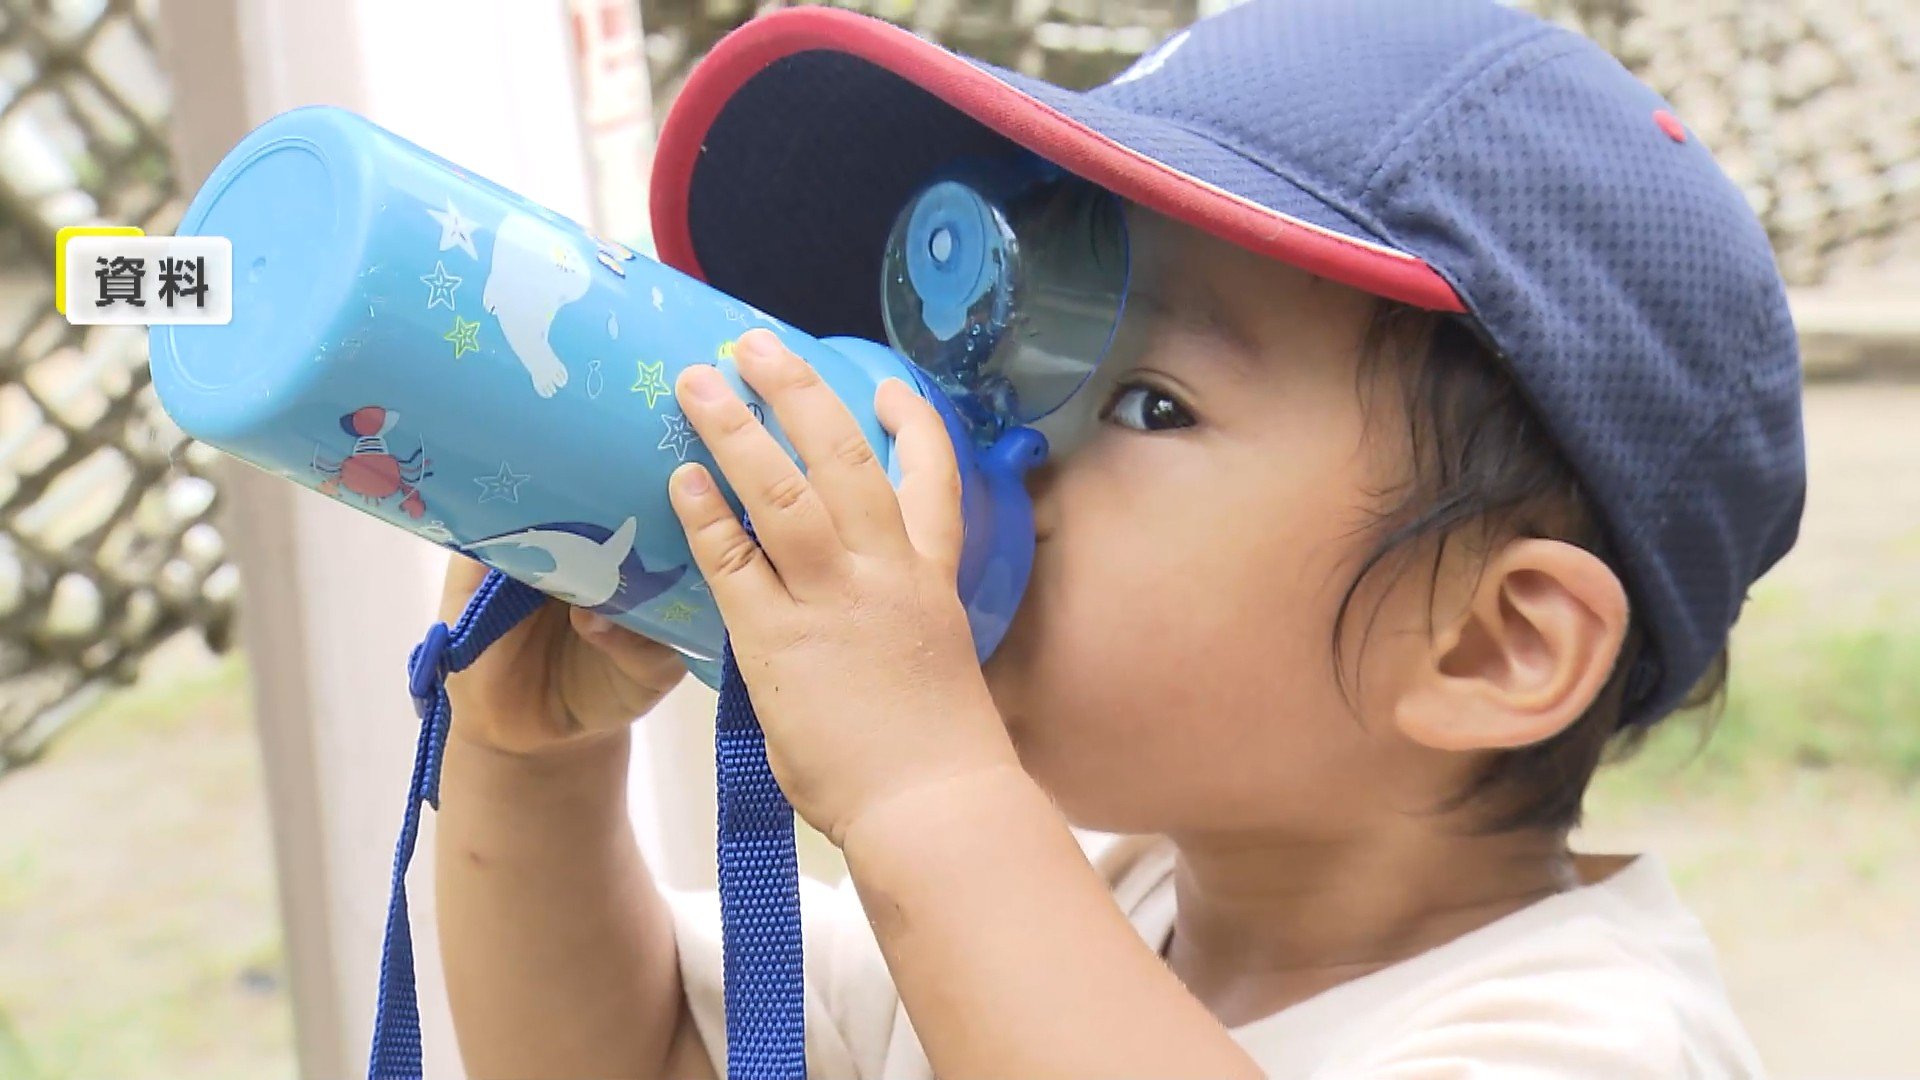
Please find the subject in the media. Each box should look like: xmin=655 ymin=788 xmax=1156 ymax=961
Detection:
xmin=442 ymin=723 xmax=633 ymax=807
xmin=837 ymin=757 xmax=1051 ymax=873
xmin=447 ymin=709 xmax=631 ymax=761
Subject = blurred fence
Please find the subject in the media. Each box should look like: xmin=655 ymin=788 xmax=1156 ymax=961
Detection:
xmin=0 ymin=0 xmax=232 ymax=774
xmin=2 ymin=0 xmax=1918 ymax=776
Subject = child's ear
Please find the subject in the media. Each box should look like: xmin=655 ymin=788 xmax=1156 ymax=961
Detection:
xmin=1394 ymin=538 xmax=1629 ymax=752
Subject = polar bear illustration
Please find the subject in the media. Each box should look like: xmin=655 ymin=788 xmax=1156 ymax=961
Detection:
xmin=482 ymin=213 xmax=591 ymax=397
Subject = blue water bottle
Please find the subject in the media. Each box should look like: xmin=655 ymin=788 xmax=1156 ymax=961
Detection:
xmin=147 ymin=106 xmax=1128 ymax=684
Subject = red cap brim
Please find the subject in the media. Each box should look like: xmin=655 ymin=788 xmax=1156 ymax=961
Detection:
xmin=651 ymin=6 xmax=1465 ymax=314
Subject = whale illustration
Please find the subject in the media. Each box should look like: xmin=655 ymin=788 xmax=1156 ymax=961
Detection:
xmin=482 ymin=212 xmax=591 ymax=398
xmin=465 ymin=516 xmax=686 ymax=615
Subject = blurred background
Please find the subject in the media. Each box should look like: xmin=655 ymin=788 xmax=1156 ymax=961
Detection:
xmin=0 ymin=0 xmax=1915 ymax=1077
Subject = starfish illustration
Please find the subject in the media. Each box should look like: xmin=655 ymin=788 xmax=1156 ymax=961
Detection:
xmin=656 ymin=412 xmax=702 ymax=462
xmin=445 ymin=315 xmax=481 ymax=359
xmin=474 ymin=461 xmax=531 ymax=504
xmin=657 ymin=599 xmax=700 ymax=624
xmin=420 ymin=261 xmax=462 ymax=310
xmin=630 ymin=359 xmax=671 ymax=408
xmin=428 ymin=198 xmax=479 ymax=259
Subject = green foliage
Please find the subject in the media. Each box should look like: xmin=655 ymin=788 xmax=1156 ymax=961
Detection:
xmin=1596 ymin=617 xmax=1920 ymax=802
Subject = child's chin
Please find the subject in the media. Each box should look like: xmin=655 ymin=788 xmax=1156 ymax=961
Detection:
xmin=998 ymin=728 xmax=1133 ymax=831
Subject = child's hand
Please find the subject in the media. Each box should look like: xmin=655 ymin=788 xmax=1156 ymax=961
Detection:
xmin=667 ymin=329 xmax=1020 ymax=844
xmin=439 ymin=556 xmax=689 ymax=757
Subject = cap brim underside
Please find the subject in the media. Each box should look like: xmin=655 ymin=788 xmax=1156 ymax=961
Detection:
xmin=649 ymin=6 xmax=1464 ymax=341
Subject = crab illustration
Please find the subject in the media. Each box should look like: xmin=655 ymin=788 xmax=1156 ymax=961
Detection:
xmin=314 ymin=405 xmax=431 ymax=519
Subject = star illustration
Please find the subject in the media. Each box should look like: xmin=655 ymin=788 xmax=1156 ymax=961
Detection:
xmin=428 ymin=198 xmax=478 ymax=259
xmin=656 ymin=412 xmax=702 ymax=462
xmin=630 ymin=359 xmax=671 ymax=408
xmin=445 ymin=315 xmax=481 ymax=358
xmin=657 ymin=599 xmax=699 ymax=624
xmin=420 ymin=261 xmax=462 ymax=309
xmin=474 ymin=461 xmax=530 ymax=504
xmin=550 ymin=241 xmax=585 ymax=274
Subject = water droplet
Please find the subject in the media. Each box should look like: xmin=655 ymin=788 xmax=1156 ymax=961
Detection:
xmin=248 ymin=256 xmax=266 ymax=283
xmin=607 ymin=313 xmax=619 ymax=338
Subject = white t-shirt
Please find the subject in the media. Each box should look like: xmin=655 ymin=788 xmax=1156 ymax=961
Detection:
xmin=670 ymin=837 xmax=1764 ymax=1078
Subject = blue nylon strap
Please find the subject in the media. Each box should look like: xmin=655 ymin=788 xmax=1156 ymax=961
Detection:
xmin=716 ymin=631 xmax=807 ymax=1079
xmin=368 ymin=570 xmax=545 ymax=1080
xmin=367 ymin=565 xmax=809 ymax=1079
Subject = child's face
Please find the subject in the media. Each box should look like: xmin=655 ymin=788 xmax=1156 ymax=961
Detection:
xmin=983 ymin=210 xmax=1463 ymax=837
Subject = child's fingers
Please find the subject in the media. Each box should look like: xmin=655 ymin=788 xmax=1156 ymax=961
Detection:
xmin=733 ymin=330 xmax=909 ymax=557
xmin=440 ymin=553 xmax=502 ymax=623
xmin=569 ymin=606 xmax=688 ymax=695
xmin=676 ymin=363 xmax=847 ymax=586
xmin=876 ymin=378 xmax=964 ymax=578
xmin=666 ymin=461 xmax=788 ymax=609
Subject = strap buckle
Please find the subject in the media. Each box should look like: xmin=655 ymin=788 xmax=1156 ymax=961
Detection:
xmin=407 ymin=621 xmax=452 ymax=720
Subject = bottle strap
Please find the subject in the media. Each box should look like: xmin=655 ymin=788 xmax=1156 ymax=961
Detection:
xmin=368 ymin=570 xmax=545 ymax=1080
xmin=715 ymin=631 xmax=806 ymax=1078
xmin=366 ymin=569 xmax=807 ymax=1079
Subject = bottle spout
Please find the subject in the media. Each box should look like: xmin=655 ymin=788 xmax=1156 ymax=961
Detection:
xmin=985 ymin=425 xmax=1049 ymax=477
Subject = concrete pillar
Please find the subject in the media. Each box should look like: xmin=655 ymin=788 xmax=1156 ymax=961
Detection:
xmin=151 ymin=2 xmax=651 ymax=1075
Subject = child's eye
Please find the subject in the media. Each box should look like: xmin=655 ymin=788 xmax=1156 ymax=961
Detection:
xmin=1101 ymin=382 xmax=1196 ymax=432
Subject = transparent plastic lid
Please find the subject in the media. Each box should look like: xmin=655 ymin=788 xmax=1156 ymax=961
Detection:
xmin=881 ymin=159 xmax=1129 ymax=437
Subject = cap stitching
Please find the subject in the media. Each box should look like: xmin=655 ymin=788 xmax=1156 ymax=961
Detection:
xmin=1134 ymin=113 xmax=1395 ymax=243
xmin=1617 ymin=301 xmax=1769 ymax=559
xmin=1355 ymin=21 xmax=1563 ymax=198
xmin=1610 ymin=300 xmax=1773 ymax=719
xmin=1364 ymin=34 xmax=1592 ymax=214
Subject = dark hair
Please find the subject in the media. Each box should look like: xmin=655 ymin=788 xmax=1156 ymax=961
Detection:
xmin=1336 ymin=302 xmax=1727 ymax=833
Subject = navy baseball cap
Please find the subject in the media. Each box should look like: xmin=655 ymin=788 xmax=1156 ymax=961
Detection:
xmin=649 ymin=0 xmax=1806 ymax=724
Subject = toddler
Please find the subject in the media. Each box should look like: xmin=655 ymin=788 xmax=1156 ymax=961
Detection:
xmin=434 ymin=1 xmax=1803 ymax=1076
